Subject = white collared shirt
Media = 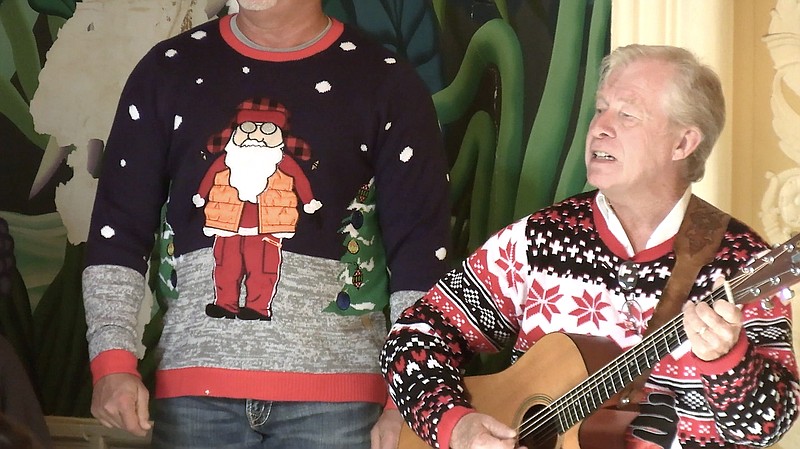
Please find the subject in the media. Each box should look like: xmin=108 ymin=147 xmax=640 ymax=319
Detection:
xmin=595 ymin=188 xmax=692 ymax=258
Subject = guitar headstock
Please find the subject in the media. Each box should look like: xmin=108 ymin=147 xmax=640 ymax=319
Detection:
xmin=733 ymin=233 xmax=800 ymax=307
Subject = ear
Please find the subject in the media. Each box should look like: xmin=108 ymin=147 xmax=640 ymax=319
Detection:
xmin=672 ymin=127 xmax=702 ymax=161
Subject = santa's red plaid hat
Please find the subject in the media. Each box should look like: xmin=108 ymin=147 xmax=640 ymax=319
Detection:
xmin=206 ymin=98 xmax=311 ymax=161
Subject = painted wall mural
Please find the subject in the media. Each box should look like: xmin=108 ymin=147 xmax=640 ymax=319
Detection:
xmin=0 ymin=0 xmax=606 ymax=419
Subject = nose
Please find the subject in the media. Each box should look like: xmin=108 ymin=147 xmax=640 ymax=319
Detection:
xmin=589 ymin=111 xmax=615 ymax=139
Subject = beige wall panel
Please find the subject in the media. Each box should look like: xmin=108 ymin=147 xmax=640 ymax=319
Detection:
xmin=613 ymin=2 xmax=800 ymax=448
xmin=612 ymin=0 xmax=734 ymax=212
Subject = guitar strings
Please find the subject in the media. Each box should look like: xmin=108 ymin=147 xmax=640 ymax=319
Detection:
xmin=516 ymin=273 xmax=736 ymax=442
xmin=517 ymin=257 xmax=787 ymax=442
xmin=513 ymin=251 xmax=790 ymax=444
xmin=517 ymin=264 xmax=767 ymax=442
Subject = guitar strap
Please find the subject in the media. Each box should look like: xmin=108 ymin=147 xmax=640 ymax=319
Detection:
xmin=616 ymin=194 xmax=730 ymax=409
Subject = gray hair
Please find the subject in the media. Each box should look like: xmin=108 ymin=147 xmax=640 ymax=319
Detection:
xmin=598 ymin=44 xmax=725 ymax=182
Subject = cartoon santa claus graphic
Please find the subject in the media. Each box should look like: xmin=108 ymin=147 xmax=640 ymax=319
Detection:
xmin=194 ymin=99 xmax=321 ymax=321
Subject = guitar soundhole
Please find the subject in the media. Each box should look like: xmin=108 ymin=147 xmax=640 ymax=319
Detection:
xmin=518 ymin=404 xmax=560 ymax=449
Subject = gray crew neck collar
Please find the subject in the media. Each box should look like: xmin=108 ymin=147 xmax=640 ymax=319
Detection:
xmin=230 ymin=14 xmax=332 ymax=52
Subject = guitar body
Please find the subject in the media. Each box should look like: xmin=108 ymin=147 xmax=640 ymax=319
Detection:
xmin=396 ymin=332 xmax=625 ymax=449
xmin=395 ymin=233 xmax=800 ymax=449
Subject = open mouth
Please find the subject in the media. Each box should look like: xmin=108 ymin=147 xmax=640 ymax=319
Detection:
xmin=592 ymin=151 xmax=616 ymax=161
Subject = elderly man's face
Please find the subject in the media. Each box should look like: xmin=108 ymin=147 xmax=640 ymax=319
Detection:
xmin=585 ymin=58 xmax=687 ymax=199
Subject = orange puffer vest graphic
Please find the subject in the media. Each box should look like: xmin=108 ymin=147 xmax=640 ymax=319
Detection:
xmin=205 ymin=168 xmax=299 ymax=234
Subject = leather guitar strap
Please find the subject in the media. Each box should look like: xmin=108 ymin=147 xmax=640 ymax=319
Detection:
xmin=616 ymin=195 xmax=730 ymax=409
xmin=582 ymin=196 xmax=731 ymax=449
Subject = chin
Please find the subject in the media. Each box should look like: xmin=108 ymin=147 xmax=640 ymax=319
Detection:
xmin=588 ymin=177 xmax=618 ymax=194
xmin=585 ymin=171 xmax=603 ymax=189
xmin=237 ymin=0 xmax=278 ymax=11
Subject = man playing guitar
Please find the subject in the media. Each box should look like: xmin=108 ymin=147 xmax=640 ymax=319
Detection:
xmin=380 ymin=45 xmax=799 ymax=449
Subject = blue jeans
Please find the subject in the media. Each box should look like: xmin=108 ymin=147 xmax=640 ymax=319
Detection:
xmin=150 ymin=397 xmax=382 ymax=449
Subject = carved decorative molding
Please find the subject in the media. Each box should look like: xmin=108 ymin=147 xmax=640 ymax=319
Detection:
xmin=760 ymin=0 xmax=800 ymax=243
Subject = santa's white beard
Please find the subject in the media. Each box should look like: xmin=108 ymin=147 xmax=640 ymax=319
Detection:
xmin=224 ymin=140 xmax=284 ymax=203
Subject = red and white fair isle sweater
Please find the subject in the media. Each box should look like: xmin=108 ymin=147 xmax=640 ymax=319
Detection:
xmin=381 ymin=191 xmax=798 ymax=449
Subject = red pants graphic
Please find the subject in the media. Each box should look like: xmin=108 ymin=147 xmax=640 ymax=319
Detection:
xmin=211 ymin=234 xmax=282 ymax=314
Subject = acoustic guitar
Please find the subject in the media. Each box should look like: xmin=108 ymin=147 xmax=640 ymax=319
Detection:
xmin=396 ymin=233 xmax=800 ymax=449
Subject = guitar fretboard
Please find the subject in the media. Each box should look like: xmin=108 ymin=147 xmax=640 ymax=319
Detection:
xmin=555 ymin=315 xmax=686 ymax=431
xmin=547 ymin=242 xmax=799 ymax=433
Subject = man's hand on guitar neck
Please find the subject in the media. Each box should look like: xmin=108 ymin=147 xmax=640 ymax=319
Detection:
xmin=450 ymin=413 xmax=527 ymax=449
xmin=682 ymin=298 xmax=743 ymax=361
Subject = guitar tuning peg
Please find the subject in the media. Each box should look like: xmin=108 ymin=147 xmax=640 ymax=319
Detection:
xmin=765 ymin=288 xmax=796 ymax=309
xmin=761 ymin=288 xmax=795 ymax=310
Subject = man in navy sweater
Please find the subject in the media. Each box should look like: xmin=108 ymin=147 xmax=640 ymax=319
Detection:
xmin=83 ymin=1 xmax=452 ymax=448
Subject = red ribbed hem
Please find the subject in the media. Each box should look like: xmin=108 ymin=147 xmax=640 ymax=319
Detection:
xmin=438 ymin=406 xmax=475 ymax=449
xmin=90 ymin=350 xmax=141 ymax=384
xmin=154 ymin=367 xmax=388 ymax=404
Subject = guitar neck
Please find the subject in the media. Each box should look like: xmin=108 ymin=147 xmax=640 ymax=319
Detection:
xmin=551 ymin=238 xmax=800 ymax=432
xmin=553 ymin=315 xmax=686 ymax=431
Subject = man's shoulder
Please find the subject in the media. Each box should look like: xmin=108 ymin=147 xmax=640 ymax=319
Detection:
xmin=529 ymin=190 xmax=597 ymax=219
xmin=723 ymin=216 xmax=770 ymax=249
xmin=338 ymin=22 xmax=395 ymax=55
xmin=144 ymin=17 xmax=222 ymax=58
xmin=165 ymin=16 xmax=222 ymax=44
xmin=337 ymin=22 xmax=419 ymax=74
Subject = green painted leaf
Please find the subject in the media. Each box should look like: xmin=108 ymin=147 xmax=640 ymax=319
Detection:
xmin=27 ymin=0 xmax=76 ymax=19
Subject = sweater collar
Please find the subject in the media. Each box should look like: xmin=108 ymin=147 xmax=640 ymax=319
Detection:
xmin=595 ymin=187 xmax=692 ymax=258
xmin=219 ymin=14 xmax=344 ymax=62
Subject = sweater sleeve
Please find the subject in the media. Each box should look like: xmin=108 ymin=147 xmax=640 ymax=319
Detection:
xmin=380 ymin=219 xmax=529 ymax=448
xmin=83 ymin=49 xmax=172 ymax=374
xmin=370 ymin=59 xmax=451 ymax=294
xmin=83 ymin=265 xmax=147 ymax=379
xmin=85 ymin=47 xmax=172 ymax=274
xmin=697 ymin=297 xmax=798 ymax=446
xmin=689 ymin=227 xmax=800 ymax=446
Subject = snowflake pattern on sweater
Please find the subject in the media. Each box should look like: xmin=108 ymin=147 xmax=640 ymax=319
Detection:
xmin=381 ymin=191 xmax=799 ymax=449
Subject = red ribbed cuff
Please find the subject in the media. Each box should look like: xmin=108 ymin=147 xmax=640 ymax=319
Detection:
xmin=437 ymin=406 xmax=475 ymax=449
xmin=90 ymin=349 xmax=141 ymax=384
xmin=693 ymin=329 xmax=749 ymax=375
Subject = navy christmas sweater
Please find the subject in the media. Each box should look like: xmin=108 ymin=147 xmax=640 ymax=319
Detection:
xmin=83 ymin=15 xmax=451 ymax=404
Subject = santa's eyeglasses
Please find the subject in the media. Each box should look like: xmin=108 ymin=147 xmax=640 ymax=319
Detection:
xmin=238 ymin=121 xmax=278 ymax=135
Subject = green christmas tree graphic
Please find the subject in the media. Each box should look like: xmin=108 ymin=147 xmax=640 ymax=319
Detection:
xmin=325 ymin=178 xmax=390 ymax=316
